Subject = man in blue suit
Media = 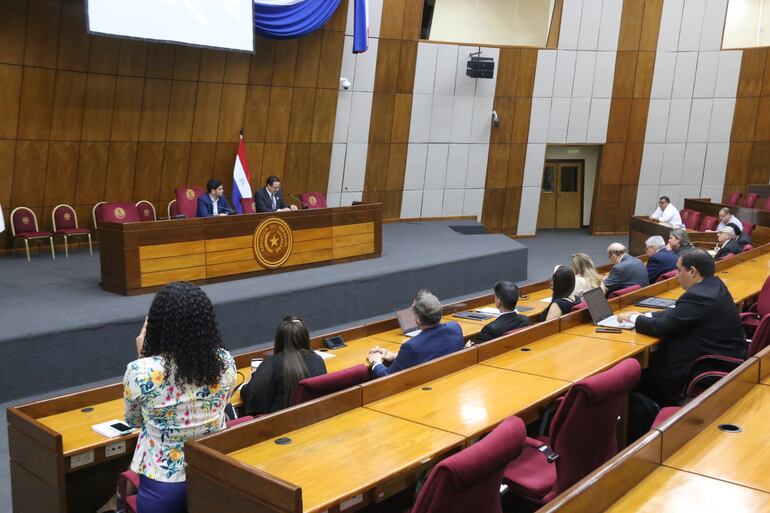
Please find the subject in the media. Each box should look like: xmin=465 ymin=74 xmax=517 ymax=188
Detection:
xmin=604 ymin=243 xmax=650 ymax=294
xmin=368 ymin=290 xmax=465 ymax=377
xmin=197 ymin=179 xmax=233 ymax=217
xmin=645 ymin=235 xmax=678 ymax=283
xmin=255 ymin=176 xmax=298 ymax=213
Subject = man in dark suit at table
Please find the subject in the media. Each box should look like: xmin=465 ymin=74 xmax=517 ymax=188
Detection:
xmin=617 ymin=249 xmax=746 ymax=404
xmin=196 ymin=179 xmax=233 ymax=217
xmin=644 ymin=235 xmax=678 ymax=283
xmin=714 ymin=225 xmax=742 ymax=260
xmin=603 ymin=243 xmax=650 ymax=294
xmin=367 ymin=290 xmax=464 ymax=377
xmin=255 ymin=176 xmax=298 ymax=213
xmin=473 ymin=281 xmax=531 ymax=344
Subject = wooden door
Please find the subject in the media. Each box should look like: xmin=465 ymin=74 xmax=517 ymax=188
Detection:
xmin=537 ymin=161 xmax=583 ymax=229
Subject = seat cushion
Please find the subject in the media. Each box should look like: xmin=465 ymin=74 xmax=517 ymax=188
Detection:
xmin=55 ymin=228 xmax=90 ymax=235
xmin=17 ymin=231 xmax=52 ymax=239
xmin=502 ymin=442 xmax=556 ymax=500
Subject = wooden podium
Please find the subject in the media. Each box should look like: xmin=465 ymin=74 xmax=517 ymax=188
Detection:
xmin=99 ymin=203 xmax=382 ymax=295
xmin=628 ymin=216 xmax=717 ymax=256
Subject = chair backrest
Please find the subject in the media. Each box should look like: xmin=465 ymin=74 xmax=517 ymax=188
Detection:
xmin=92 ymin=201 xmax=106 ymax=230
xmin=743 ymin=244 xmax=754 ymax=252
xmin=742 ymin=192 xmax=758 ymax=208
xmin=725 ymin=191 xmax=742 ymax=206
xmin=749 ymin=314 xmax=770 ymax=357
xmin=549 ymin=359 xmax=641 ymax=496
xmin=11 ymin=207 xmax=39 ymax=236
xmin=241 ymin=197 xmax=257 ymax=214
xmin=719 ymin=252 xmax=736 ymax=261
xmin=52 ymin=204 xmax=79 ymax=231
xmin=656 ymin=269 xmax=678 ymax=282
xmin=135 ymin=200 xmax=156 ymax=222
xmin=763 ymin=196 xmax=770 ymax=211
xmin=299 ymin=192 xmax=328 ymax=209
xmin=679 ymin=208 xmax=692 ymax=225
xmin=96 ymin=203 xmax=141 ymax=225
xmin=754 ymin=275 xmax=770 ymax=318
xmin=167 ymin=199 xmax=178 ymax=218
xmin=571 ymin=301 xmax=587 ymax=312
xmin=683 ymin=210 xmax=702 ymax=230
xmin=290 ymin=365 xmax=370 ymax=406
xmin=411 ymin=416 xmax=526 ymax=513
xmin=741 ymin=220 xmax=754 ymax=236
xmin=697 ymin=215 xmax=718 ymax=232
xmin=174 ymin=186 xmax=205 ymax=218
xmin=607 ymin=284 xmax=641 ymax=299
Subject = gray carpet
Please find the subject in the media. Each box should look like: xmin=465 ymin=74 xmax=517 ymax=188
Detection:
xmin=0 ymin=226 xmax=620 ymax=512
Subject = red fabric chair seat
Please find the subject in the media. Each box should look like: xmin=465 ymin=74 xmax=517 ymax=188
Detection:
xmin=683 ymin=211 xmax=702 ymax=230
xmin=725 ymin=191 xmax=741 ymax=206
xmin=241 ymin=197 xmax=257 ymax=214
xmin=698 ymin=216 xmax=718 ymax=232
xmin=742 ymin=192 xmax=758 ymax=208
xmin=762 ymin=197 xmax=770 ymax=211
xmin=175 ymin=186 xmax=205 ymax=218
xmin=16 ymin=230 xmax=53 ymax=239
xmin=501 ymin=436 xmax=556 ymax=500
xmin=741 ymin=221 xmax=755 ymax=236
xmin=656 ymin=269 xmax=677 ymax=282
xmin=290 ymin=364 xmax=370 ymax=406
xmin=743 ymin=244 xmax=754 ymax=252
xmin=608 ymin=284 xmax=641 ymax=299
xmin=571 ymin=301 xmax=587 ymax=312
xmin=54 ymin=227 xmax=90 ymax=235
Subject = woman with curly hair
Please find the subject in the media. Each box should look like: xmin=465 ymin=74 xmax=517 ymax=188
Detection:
xmin=241 ymin=315 xmax=326 ymax=415
xmin=571 ymin=252 xmax=606 ymax=298
xmin=123 ymin=281 xmax=236 ymax=513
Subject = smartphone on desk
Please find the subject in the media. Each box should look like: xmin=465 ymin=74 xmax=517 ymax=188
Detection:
xmin=595 ymin=327 xmax=622 ymax=334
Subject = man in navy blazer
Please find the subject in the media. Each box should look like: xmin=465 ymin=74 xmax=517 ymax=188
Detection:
xmin=368 ymin=290 xmax=464 ymax=377
xmin=604 ymin=243 xmax=650 ymax=293
xmin=196 ymin=179 xmax=233 ymax=217
xmin=644 ymin=235 xmax=678 ymax=283
xmin=255 ymin=176 xmax=298 ymax=213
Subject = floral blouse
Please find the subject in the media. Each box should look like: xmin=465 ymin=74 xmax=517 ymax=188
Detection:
xmin=123 ymin=349 xmax=237 ymax=482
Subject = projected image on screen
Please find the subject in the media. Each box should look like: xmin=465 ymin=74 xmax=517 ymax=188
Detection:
xmin=87 ymin=0 xmax=254 ymax=52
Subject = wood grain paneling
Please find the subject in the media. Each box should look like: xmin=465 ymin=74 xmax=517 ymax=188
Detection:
xmin=307 ymin=143 xmax=333 ymax=192
xmin=546 ymin=0 xmax=563 ymax=48
xmin=117 ymin=40 xmax=148 ymax=77
xmin=81 ymin=74 xmax=116 ymax=141
xmin=495 ymin=49 xmax=521 ymax=98
xmin=754 ymin=97 xmax=770 ymax=142
xmin=138 ymin=79 xmax=172 ymax=142
xmin=507 ymin=144 xmax=527 ymax=186
xmin=738 ymin=49 xmax=768 ymax=98
xmin=374 ymin=39 xmax=402 ymax=94
xmin=50 ymin=71 xmax=87 ymax=141
xmin=402 ymin=0 xmax=424 ymax=41
xmin=110 ymin=77 xmax=145 ymax=142
xmin=512 ymin=98 xmax=532 ymax=143
xmin=17 ymin=67 xmax=56 ymax=140
xmin=749 ymin=142 xmax=770 ymax=184
xmin=145 ymin=45 xmax=175 ymax=79
xmin=272 ymin=40 xmax=299 ymax=87
xmin=75 ymin=142 xmax=109 ymax=205
xmin=396 ymin=41 xmax=418 ymax=95
xmin=198 ymin=49 xmax=226 ymax=83
xmin=187 ymin=143 xmax=218 ymax=190
xmin=639 ymin=0 xmax=664 ymax=52
xmin=318 ymin=31 xmax=345 ymax=89
xmin=24 ymin=0 xmax=61 ymax=68
xmin=369 ymin=94 xmax=396 ymax=144
xmin=311 ymin=89 xmax=338 ymax=143
xmin=265 ymin=87 xmax=293 ymax=142
xmin=380 ymin=0 xmax=406 ymax=39
xmin=213 ymin=142 xmax=237 ymax=189
xmin=613 ymin=52 xmax=638 ymax=98
xmin=386 ymin=144 xmax=408 ymax=191
xmin=481 ymin=188 xmax=505 ymax=232
xmin=165 ymin=81 xmax=197 ymax=142
xmin=502 ymin=186 xmax=523 ymax=233
xmin=491 ymin=97 xmax=515 ymax=144
xmin=288 ymin=88 xmax=317 ymax=142
xmin=486 ymin=144 xmax=511 ymax=189
xmin=132 ymin=143 xmax=165 ymax=203
xmin=249 ymin=38 xmax=277 ymax=86
xmin=104 ymin=142 xmax=138 ymax=202
xmin=12 ymin=140 xmax=49 ymax=207
xmin=391 ymin=94 xmax=413 ymax=143
xmin=57 ymin=0 xmax=90 ymax=72
xmin=0 ymin=0 xmax=27 ymax=65
xmin=191 ymin=82 xmax=223 ymax=142
xmin=262 ymin=143 xmax=287 ymax=181
xmin=44 ymin=142 xmax=79 ymax=208
xmin=364 ymin=144 xmax=390 ymax=192
xmin=224 ymin=52 xmax=251 ymax=85
xmin=283 ymin=143 xmax=311 ymax=193
xmin=217 ymin=84 xmax=247 ymax=142
xmin=88 ymin=36 xmax=121 ymax=75
xmin=517 ymin=50 xmax=538 ymax=97
xmin=242 ymin=85 xmax=271 ymax=142
xmin=160 ymin=143 xmax=192 ymax=199
xmin=725 ymin=142 xmax=752 ymax=186
xmin=618 ymin=0 xmax=645 ymax=51
xmin=633 ymin=52 xmax=655 ymax=98
xmin=0 ymin=64 xmax=23 ymax=139
xmin=295 ymin=31 xmax=323 ymax=88
xmin=0 ymin=141 xmax=17 ymax=207
xmin=732 ymin=98 xmax=760 ymax=142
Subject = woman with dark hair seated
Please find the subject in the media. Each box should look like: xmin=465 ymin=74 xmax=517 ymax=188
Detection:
xmin=541 ymin=266 xmax=579 ymax=322
xmin=241 ymin=316 xmax=327 ymax=416
xmin=123 ymin=281 xmax=237 ymax=513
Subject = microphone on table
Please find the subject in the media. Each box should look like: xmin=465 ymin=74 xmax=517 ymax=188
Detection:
xmin=288 ymin=194 xmax=308 ymax=209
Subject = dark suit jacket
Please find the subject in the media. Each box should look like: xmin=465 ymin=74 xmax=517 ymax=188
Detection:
xmin=715 ymin=240 xmax=742 ymax=260
xmin=196 ymin=194 xmax=232 ymax=217
xmin=635 ymin=276 xmax=746 ymax=397
xmin=371 ymin=322 xmax=464 ymax=378
xmin=255 ymin=187 xmax=287 ymax=213
xmin=241 ymin=352 xmax=327 ymax=415
xmin=475 ymin=311 xmax=531 ymax=343
xmin=646 ymin=249 xmax=678 ymax=283
xmin=604 ymin=254 xmax=650 ymax=293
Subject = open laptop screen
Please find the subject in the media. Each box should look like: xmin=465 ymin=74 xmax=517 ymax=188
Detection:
xmin=395 ymin=308 xmax=419 ymax=334
xmin=582 ymin=287 xmax=614 ymax=324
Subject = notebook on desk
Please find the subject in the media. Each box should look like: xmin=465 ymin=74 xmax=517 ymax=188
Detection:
xmin=395 ymin=308 xmax=422 ymax=337
xmin=583 ymin=288 xmax=634 ymax=330
xmin=634 ymin=296 xmax=676 ymax=309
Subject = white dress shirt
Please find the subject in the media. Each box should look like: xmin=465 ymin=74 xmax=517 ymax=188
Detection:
xmin=651 ymin=203 xmax=683 ymax=227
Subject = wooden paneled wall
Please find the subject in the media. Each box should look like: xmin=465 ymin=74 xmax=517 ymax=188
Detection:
xmin=726 ymin=48 xmax=770 ymax=198
xmin=0 ymin=0 xmax=347 ymax=249
xmin=590 ymin=0 xmax=663 ymax=234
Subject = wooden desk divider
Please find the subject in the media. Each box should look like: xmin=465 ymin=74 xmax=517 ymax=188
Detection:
xmin=476 ymin=319 xmax=559 ymax=361
xmin=684 ymin=198 xmax=770 ymax=247
xmin=757 ymin=345 xmax=770 ymax=382
xmin=628 ymin=216 xmax=718 ymax=256
xmin=616 ymin=279 xmax=675 ymax=310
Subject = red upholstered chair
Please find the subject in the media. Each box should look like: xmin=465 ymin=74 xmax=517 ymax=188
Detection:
xmin=656 ymin=269 xmax=678 ymax=282
xmin=683 ymin=211 xmax=702 ymax=230
xmin=762 ymin=196 xmax=770 ymax=211
xmin=299 ymin=192 xmax=328 ymax=209
xmin=718 ymin=252 xmax=736 ymax=261
xmin=697 ymin=216 xmax=718 ymax=232
xmin=240 ymin=197 xmax=257 ymax=214
xmin=290 ymin=365 xmax=370 ymax=406
xmin=652 ymin=406 xmax=681 ymax=428
xmin=679 ymin=208 xmax=692 ymax=226
xmin=743 ymin=244 xmax=754 ymax=252
xmin=502 ymin=359 xmax=641 ymax=504
xmin=91 ymin=201 xmax=105 ymax=231
xmin=167 ymin=199 xmax=178 ymax=219
xmin=725 ymin=191 xmax=742 ymax=206
xmin=742 ymin=192 xmax=758 ymax=208
xmin=52 ymin=204 xmax=92 ymax=258
xmin=10 ymin=207 xmax=55 ymax=261
xmin=174 ymin=186 xmax=205 ymax=218
xmin=96 ymin=203 xmax=141 ymax=225
xmin=411 ymin=416 xmax=526 ymax=513
xmin=741 ymin=221 xmax=755 ymax=237
xmin=740 ymin=275 xmax=770 ymax=336
xmin=135 ymin=200 xmax=156 ymax=222
xmin=608 ymin=284 xmax=641 ymax=299
xmin=571 ymin=301 xmax=587 ymax=312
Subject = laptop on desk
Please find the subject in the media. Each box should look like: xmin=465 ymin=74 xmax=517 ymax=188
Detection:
xmin=396 ymin=308 xmax=422 ymax=337
xmin=583 ymin=288 xmax=635 ymax=330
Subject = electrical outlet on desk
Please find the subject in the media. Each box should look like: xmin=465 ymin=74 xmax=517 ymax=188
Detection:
xmin=105 ymin=440 xmax=126 ymax=457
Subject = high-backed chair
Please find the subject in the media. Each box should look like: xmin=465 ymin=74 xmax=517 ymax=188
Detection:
xmin=683 ymin=211 xmax=702 ymax=230
xmin=740 ymin=275 xmax=770 ymax=336
xmin=135 ymin=200 xmax=156 ymax=222
xmin=742 ymin=244 xmax=754 ymax=252
xmin=608 ymin=284 xmax=641 ymax=299
xmin=410 ymin=416 xmax=527 ymax=513
xmin=679 ymin=208 xmax=692 ymax=227
xmin=741 ymin=221 xmax=755 ymax=237
xmin=570 ymin=301 xmax=587 ymax=312
xmin=240 ymin=197 xmax=257 ymax=214
xmin=91 ymin=201 xmax=106 ymax=232
xmin=95 ymin=203 xmax=141 ymax=225
xmin=174 ymin=186 xmax=205 ymax=218
xmin=502 ymin=359 xmax=641 ymax=504
xmin=52 ymin=204 xmax=92 ymax=257
xmin=299 ymin=192 xmax=328 ymax=209
xmin=762 ymin=196 xmax=770 ymax=211
xmin=10 ymin=207 xmax=55 ymax=261
xmin=697 ymin=215 xmax=718 ymax=232
xmin=656 ymin=269 xmax=677 ymax=282
xmin=725 ymin=191 xmax=742 ymax=206
xmin=742 ymin=192 xmax=758 ymax=208
xmin=289 ymin=365 xmax=370 ymax=406
xmin=167 ymin=199 xmax=178 ymax=219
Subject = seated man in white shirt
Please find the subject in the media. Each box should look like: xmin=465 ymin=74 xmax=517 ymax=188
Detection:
xmin=649 ymin=196 xmax=683 ymax=227
xmin=715 ymin=207 xmax=741 ymax=232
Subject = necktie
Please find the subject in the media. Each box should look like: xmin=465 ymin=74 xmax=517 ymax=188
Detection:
xmin=272 ymin=193 xmax=276 ymax=210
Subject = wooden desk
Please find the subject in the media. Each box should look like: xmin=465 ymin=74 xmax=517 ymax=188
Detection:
xmin=664 ymin=384 xmax=770 ymax=493
xmin=562 ymin=323 xmax=660 ymax=349
xmin=99 ymin=204 xmax=382 ymax=295
xmin=366 ymin=365 xmax=569 ymax=437
xmin=480 ymin=333 xmax=646 ymax=382
xmin=369 ymin=320 xmax=482 ymax=344
xmin=228 ymin=407 xmax=464 ymax=513
xmin=628 ymin=216 xmax=716 ymax=256
xmin=37 ymin=398 xmax=127 ymax=456
xmin=684 ymin=198 xmax=770 ymax=247
xmin=604 ymin=466 xmax=770 ymax=513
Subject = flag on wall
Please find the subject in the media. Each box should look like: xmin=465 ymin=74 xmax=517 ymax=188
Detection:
xmin=232 ymin=134 xmax=253 ymax=214
xmin=0 ymin=203 xmax=4 ymax=233
xmin=353 ymin=0 xmax=368 ymax=53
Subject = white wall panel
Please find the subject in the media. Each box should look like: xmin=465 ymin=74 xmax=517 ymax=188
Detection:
xmin=325 ymin=192 xmax=341 ymax=208
xmin=424 ymin=144 xmax=449 ymax=189
xmin=475 ymin=47 xmax=500 ymax=97
xmin=660 ymin=143 xmax=686 ymax=184
xmin=548 ymin=98 xmax=570 ymax=143
xmin=573 ymin=51 xmax=597 ymax=98
xmin=553 ymin=51 xmax=577 ymax=98
xmin=587 ymin=98 xmax=611 ymax=143
xmin=403 ymin=144 xmax=428 ymax=190
xmin=598 ymin=0 xmax=623 ymax=51
xmin=700 ymin=184 xmax=724 ymax=201
xmin=578 ymin=0 xmax=602 ymax=50
xmin=592 ymin=51 xmax=616 ymax=98
xmin=657 ymin=0 xmax=684 ymax=52
xmin=522 ymin=143 xmax=547 ymax=187
xmin=400 ymin=190 xmax=423 ymax=218
xmin=708 ymin=98 xmax=736 ymax=143
xmin=429 ymin=94 xmax=454 ymax=142
xmin=347 ymin=92 xmax=374 ymax=143
xmin=693 ymin=51 xmax=719 ymax=98
xmin=702 ymin=142 xmax=729 ymax=185
xmin=414 ymin=43 xmax=438 ymax=95
xmin=533 ymin=50 xmax=557 ymax=98
xmin=699 ymin=0 xmax=728 ymax=51
xmin=657 ymin=185 xmax=682 ymax=209
xmin=340 ymin=191 xmax=363 ymax=205
xmin=434 ymin=44 xmax=459 ymax=95
xmin=462 ymin=188 xmax=484 ymax=218
xmin=421 ymin=189 xmax=444 ymax=216
xmin=714 ymin=51 xmax=742 ymax=98
xmin=679 ymin=184 xmax=703 ymax=202
xmin=671 ymin=52 xmax=698 ymax=98
xmin=639 ymin=143 xmax=665 ymax=185
xmin=333 ymin=91 xmax=352 ymax=143
xmin=470 ymin=96 xmax=494 ymax=143
xmin=646 ymin=99 xmax=671 ymax=143
xmin=342 ymin=143 xmax=368 ymax=192
xmin=368 ymin=0 xmax=383 ymax=38
xmin=441 ymin=189 xmax=465 ymax=216
xmin=681 ymin=142 xmax=707 ymax=183
xmin=558 ymin=0 xmax=584 ymax=50
xmin=567 ymin=98 xmax=591 ymax=143
xmin=666 ymin=99 xmax=692 ymax=142
xmin=466 ymin=144 xmax=489 ymax=188
xmin=650 ymin=52 xmax=677 ymax=98
xmin=409 ymin=94 xmax=433 ymax=143
xmin=678 ymin=0 xmax=707 ymax=51
xmin=341 ymin=36 xmax=357 ymax=87
xmin=445 ymin=144 xmax=470 ymax=189
xmin=516 ymin=186 xmax=541 ymax=235
xmin=635 ymin=185 xmax=661 ymax=215
xmin=529 ymin=97 xmax=551 ymax=143
xmin=353 ymin=38 xmax=379 ymax=92
xmin=687 ymin=98 xmax=713 ymax=142
xmin=328 ymin=144 xmax=346 ymax=193
xmin=450 ymin=96 xmax=474 ymax=143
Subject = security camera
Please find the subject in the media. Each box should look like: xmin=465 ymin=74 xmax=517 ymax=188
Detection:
xmin=340 ymin=77 xmax=352 ymax=90
xmin=491 ymin=110 xmax=500 ymax=128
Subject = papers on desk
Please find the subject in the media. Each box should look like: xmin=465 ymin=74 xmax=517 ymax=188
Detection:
xmin=540 ymin=297 xmax=552 ymax=303
xmin=474 ymin=307 xmax=500 ymax=316
xmin=314 ymin=350 xmax=336 ymax=360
